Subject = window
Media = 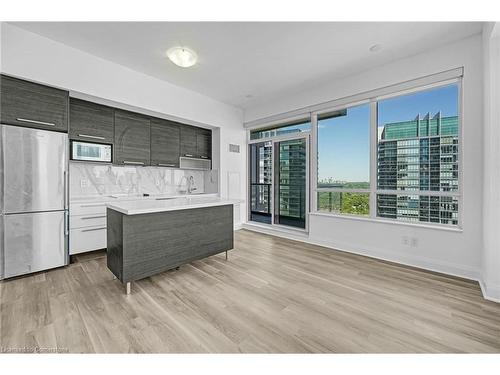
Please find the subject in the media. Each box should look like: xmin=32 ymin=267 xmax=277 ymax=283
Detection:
xmin=313 ymin=81 xmax=461 ymax=227
xmin=316 ymin=104 xmax=370 ymax=216
xmin=377 ymin=84 xmax=459 ymax=226
xmin=250 ymin=120 xmax=311 ymax=140
xmin=249 ymin=71 xmax=462 ymax=229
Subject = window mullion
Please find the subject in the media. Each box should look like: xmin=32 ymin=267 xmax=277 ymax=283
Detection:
xmin=370 ymin=100 xmax=378 ymax=219
xmin=311 ymin=113 xmax=318 ymax=213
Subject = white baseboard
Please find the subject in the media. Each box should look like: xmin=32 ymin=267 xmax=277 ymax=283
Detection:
xmin=240 ymin=223 xmax=498 ymax=303
xmin=479 ymin=280 xmax=500 ymax=303
xmin=242 ymin=222 xmax=309 ymax=240
xmin=307 ymin=236 xmax=480 ymax=282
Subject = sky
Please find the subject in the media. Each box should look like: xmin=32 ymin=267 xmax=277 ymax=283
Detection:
xmin=317 ymin=84 xmax=458 ymax=182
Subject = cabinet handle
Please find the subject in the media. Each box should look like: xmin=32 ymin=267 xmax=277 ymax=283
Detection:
xmin=157 ymin=163 xmax=176 ymax=167
xmin=81 ymin=227 xmax=107 ymax=232
xmin=78 ymin=134 xmax=106 ymax=140
xmin=123 ymin=161 xmax=145 ymax=165
xmin=81 ymin=215 xmax=106 ymax=220
xmin=184 ymin=154 xmax=194 ymax=157
xmin=16 ymin=118 xmax=55 ymax=126
xmin=200 ymin=156 xmax=208 ymax=159
xmin=81 ymin=203 xmax=105 ymax=208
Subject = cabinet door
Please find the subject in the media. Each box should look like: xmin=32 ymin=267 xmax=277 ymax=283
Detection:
xmin=180 ymin=126 xmax=197 ymax=157
xmin=150 ymin=118 xmax=180 ymax=167
xmin=196 ymin=128 xmax=212 ymax=159
xmin=114 ymin=110 xmax=150 ymax=166
xmin=69 ymin=98 xmax=114 ymax=143
xmin=1 ymin=75 xmax=68 ymax=132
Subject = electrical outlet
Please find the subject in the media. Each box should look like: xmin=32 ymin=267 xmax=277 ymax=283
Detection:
xmin=410 ymin=237 xmax=418 ymax=247
xmin=80 ymin=179 xmax=88 ymax=188
xmin=402 ymin=236 xmax=409 ymax=246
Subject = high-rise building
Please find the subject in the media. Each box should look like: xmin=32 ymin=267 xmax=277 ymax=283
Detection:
xmin=377 ymin=112 xmax=459 ymax=225
xmin=277 ymin=139 xmax=307 ymax=223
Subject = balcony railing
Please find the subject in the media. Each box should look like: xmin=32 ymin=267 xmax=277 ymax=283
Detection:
xmin=250 ymin=183 xmax=272 ymax=214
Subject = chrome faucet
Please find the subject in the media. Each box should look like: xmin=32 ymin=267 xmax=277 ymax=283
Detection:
xmin=188 ymin=175 xmax=197 ymax=194
xmin=178 ymin=175 xmax=197 ymax=194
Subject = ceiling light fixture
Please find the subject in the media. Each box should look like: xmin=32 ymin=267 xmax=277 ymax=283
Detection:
xmin=369 ymin=44 xmax=382 ymax=52
xmin=166 ymin=46 xmax=198 ymax=68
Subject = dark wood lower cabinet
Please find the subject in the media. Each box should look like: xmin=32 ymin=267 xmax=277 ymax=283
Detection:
xmin=106 ymin=205 xmax=234 ymax=285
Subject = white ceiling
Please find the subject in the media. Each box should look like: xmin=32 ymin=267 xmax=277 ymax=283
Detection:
xmin=11 ymin=22 xmax=482 ymax=109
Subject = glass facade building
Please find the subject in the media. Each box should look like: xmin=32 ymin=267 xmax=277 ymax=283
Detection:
xmin=276 ymin=138 xmax=307 ymax=227
xmin=377 ymin=112 xmax=459 ymax=225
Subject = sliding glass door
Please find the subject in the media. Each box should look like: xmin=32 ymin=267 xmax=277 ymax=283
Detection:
xmin=249 ymin=135 xmax=308 ymax=230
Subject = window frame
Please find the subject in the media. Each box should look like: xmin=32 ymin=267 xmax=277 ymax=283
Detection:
xmin=313 ymin=99 xmax=372 ymax=218
xmin=246 ymin=69 xmax=463 ymax=230
xmin=247 ymin=117 xmax=312 ymax=232
xmin=310 ymin=78 xmax=463 ymax=229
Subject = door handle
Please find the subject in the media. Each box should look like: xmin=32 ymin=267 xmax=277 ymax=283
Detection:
xmin=16 ymin=118 xmax=56 ymax=126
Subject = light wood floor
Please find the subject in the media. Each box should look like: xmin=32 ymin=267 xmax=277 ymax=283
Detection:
xmin=1 ymin=229 xmax=500 ymax=353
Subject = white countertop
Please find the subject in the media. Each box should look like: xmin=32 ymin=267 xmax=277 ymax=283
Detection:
xmin=70 ymin=193 xmax=219 ymax=205
xmin=106 ymin=196 xmax=242 ymax=215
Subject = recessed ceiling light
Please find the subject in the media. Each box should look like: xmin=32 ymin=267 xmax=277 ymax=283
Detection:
xmin=369 ymin=44 xmax=382 ymax=52
xmin=245 ymin=94 xmax=254 ymax=99
xmin=166 ymin=46 xmax=198 ymax=68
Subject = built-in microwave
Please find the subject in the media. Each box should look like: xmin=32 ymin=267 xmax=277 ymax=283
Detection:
xmin=71 ymin=141 xmax=112 ymax=163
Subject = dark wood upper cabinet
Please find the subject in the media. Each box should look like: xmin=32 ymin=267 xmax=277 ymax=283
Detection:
xmin=69 ymin=98 xmax=114 ymax=143
xmin=150 ymin=118 xmax=181 ymax=167
xmin=180 ymin=125 xmax=212 ymax=159
xmin=0 ymin=74 xmax=68 ymax=132
xmin=196 ymin=128 xmax=212 ymax=159
xmin=114 ymin=110 xmax=150 ymax=166
xmin=180 ymin=125 xmax=197 ymax=157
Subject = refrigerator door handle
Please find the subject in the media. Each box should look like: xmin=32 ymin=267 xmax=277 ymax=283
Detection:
xmin=64 ymin=210 xmax=69 ymax=236
xmin=64 ymin=169 xmax=69 ymax=210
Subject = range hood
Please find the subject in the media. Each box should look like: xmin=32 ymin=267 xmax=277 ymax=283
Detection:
xmin=179 ymin=156 xmax=211 ymax=170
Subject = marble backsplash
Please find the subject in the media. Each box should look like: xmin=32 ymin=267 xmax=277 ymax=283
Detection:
xmin=70 ymin=162 xmax=218 ymax=198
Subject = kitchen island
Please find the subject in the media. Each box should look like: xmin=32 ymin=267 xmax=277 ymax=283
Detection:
xmin=106 ymin=197 xmax=238 ymax=294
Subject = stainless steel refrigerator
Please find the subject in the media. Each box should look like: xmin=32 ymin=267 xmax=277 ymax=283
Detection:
xmin=0 ymin=124 xmax=69 ymax=279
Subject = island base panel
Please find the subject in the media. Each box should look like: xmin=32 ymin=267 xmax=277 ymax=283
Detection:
xmin=106 ymin=204 xmax=234 ymax=284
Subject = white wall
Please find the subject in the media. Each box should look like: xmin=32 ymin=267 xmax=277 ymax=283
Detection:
xmin=0 ymin=23 xmax=247 ymax=223
xmin=482 ymin=23 xmax=500 ymax=301
xmin=245 ymin=35 xmax=485 ymax=285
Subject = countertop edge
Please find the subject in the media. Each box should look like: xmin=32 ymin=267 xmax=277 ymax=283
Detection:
xmin=106 ymin=199 xmax=241 ymax=216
